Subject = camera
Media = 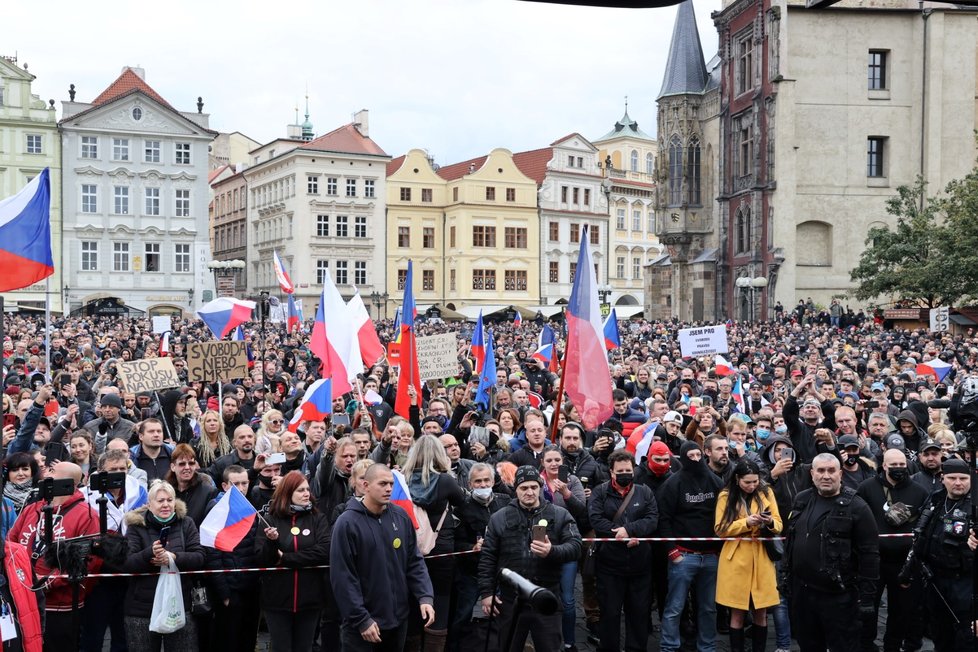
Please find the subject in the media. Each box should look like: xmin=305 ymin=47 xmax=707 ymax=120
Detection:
xmin=89 ymin=471 xmax=126 ymax=493
xmin=39 ymin=477 xmax=75 ymax=501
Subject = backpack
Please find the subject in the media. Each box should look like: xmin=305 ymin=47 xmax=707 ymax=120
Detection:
xmin=415 ymin=506 xmax=450 ymax=555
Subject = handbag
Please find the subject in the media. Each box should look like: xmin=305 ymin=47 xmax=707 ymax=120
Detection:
xmin=761 ymin=528 xmax=784 ymax=562
xmin=149 ymin=558 xmax=186 ymax=634
xmin=190 ymin=580 xmax=212 ymax=615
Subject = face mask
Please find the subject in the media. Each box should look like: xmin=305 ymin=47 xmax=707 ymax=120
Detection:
xmin=290 ymin=503 xmax=312 ymax=513
xmin=888 ymin=468 xmax=908 ymax=484
xmin=648 ymin=459 xmax=671 ymax=476
xmin=433 ymin=415 xmax=448 ymax=429
xmin=844 ymin=455 xmax=858 ymax=466
xmin=775 ymin=425 xmax=788 ymax=435
xmin=471 ymin=487 xmax=493 ymax=504
xmin=756 ymin=428 xmax=771 ymax=441
xmin=614 ymin=473 xmax=633 ymax=487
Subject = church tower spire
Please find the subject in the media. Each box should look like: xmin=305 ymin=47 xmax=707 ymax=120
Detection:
xmin=658 ymin=0 xmax=708 ymax=100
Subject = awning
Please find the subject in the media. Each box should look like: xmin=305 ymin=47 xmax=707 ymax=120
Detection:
xmin=416 ymin=304 xmax=468 ymax=321
xmin=950 ymin=314 xmax=977 ymax=326
xmin=455 ymin=305 xmax=539 ymax=321
xmin=614 ymin=306 xmax=645 ymax=319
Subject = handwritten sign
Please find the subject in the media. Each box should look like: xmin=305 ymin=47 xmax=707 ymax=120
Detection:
xmin=416 ymin=333 xmax=460 ymax=381
xmin=930 ymin=307 xmax=950 ymax=333
xmin=186 ymin=341 xmax=249 ymax=382
xmin=117 ymin=358 xmax=180 ymax=393
xmin=677 ymin=325 xmax=729 ymax=358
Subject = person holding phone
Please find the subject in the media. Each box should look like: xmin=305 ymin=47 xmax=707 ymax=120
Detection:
xmin=714 ymin=459 xmax=782 ymax=652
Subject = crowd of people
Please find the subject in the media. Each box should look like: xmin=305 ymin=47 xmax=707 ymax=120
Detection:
xmin=0 ymin=310 xmax=977 ymax=652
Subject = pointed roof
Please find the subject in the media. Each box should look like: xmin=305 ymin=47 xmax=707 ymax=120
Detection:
xmin=436 ymin=155 xmax=489 ymax=181
xmin=595 ymin=108 xmax=653 ymax=142
xmin=657 ymin=0 xmax=709 ymax=100
xmin=387 ymin=155 xmax=406 ymax=177
xmin=91 ymin=67 xmax=172 ymax=109
xmin=299 ymin=123 xmax=387 ymax=157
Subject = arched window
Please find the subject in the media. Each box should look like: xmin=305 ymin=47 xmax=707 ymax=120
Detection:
xmin=686 ymin=138 xmax=701 ymax=205
xmin=796 ymin=220 xmax=833 ymax=266
xmin=668 ymin=136 xmax=683 ymax=206
xmin=630 ymin=150 xmax=639 ymax=172
xmin=646 ymin=153 xmax=654 ymax=175
xmin=736 ymin=207 xmax=752 ymax=253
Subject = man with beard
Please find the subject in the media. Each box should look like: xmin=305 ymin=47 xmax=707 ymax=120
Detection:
xmin=784 ymin=376 xmax=828 ymax=463
xmin=705 ymin=434 xmax=731 ymax=480
xmin=656 ymin=441 xmax=724 ymax=652
xmin=840 ymin=435 xmax=877 ymax=491
xmin=911 ymin=439 xmax=943 ymax=495
xmin=209 ymin=425 xmax=258 ymax=487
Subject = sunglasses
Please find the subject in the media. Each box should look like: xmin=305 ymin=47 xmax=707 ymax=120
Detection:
xmin=269 ymin=419 xmax=284 ymax=425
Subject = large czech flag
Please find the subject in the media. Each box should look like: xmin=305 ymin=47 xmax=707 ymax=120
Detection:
xmin=394 ymin=262 xmax=421 ymax=419
xmin=197 ymin=298 xmax=256 ymax=339
xmin=310 ymin=270 xmax=361 ymax=398
xmin=288 ymin=378 xmax=333 ymax=432
xmin=564 ymin=228 xmax=613 ymax=429
xmin=347 ymin=291 xmax=385 ymax=367
xmin=199 ymin=486 xmax=257 ymax=552
xmin=272 ymin=250 xmax=294 ymax=295
xmin=603 ymin=308 xmax=621 ymax=351
xmin=0 ymin=168 xmax=53 ymax=291
xmin=917 ymin=358 xmax=952 ymax=382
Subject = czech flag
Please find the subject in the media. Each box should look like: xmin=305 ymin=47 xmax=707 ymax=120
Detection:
xmin=158 ymin=332 xmax=170 ymax=357
xmin=471 ymin=310 xmax=486 ymax=373
xmin=311 ymin=270 xmax=361 ymax=398
xmin=391 ymin=469 xmax=419 ymax=528
xmin=197 ymin=298 xmax=256 ymax=339
xmin=199 ymin=485 xmax=257 ymax=552
xmin=539 ymin=324 xmax=559 ymax=372
xmin=288 ymin=378 xmax=332 ymax=432
xmin=232 ymin=327 xmax=254 ymax=368
xmin=474 ymin=331 xmax=496 ymax=410
xmin=272 ymin=250 xmax=294 ymax=295
xmin=715 ymin=354 xmax=736 ymax=377
xmin=629 ymin=420 xmax=658 ymax=462
xmin=564 ymin=227 xmax=613 ymax=430
xmin=531 ymin=342 xmax=553 ymax=365
xmin=347 ymin=291 xmax=385 ymax=367
xmin=394 ymin=262 xmax=422 ymax=419
xmin=731 ymin=376 xmax=746 ymax=414
xmin=0 ymin=168 xmax=53 ymax=291
xmin=287 ymin=294 xmax=301 ymax=333
xmin=603 ymin=309 xmax=621 ymax=351
xmin=917 ymin=358 xmax=952 ymax=382
xmin=513 ymin=311 xmax=522 ymax=327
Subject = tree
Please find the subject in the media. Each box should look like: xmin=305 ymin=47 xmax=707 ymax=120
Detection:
xmin=850 ymin=175 xmax=978 ymax=308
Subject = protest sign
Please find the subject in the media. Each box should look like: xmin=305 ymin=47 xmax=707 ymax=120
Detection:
xmin=929 ymin=307 xmax=950 ymax=333
xmin=677 ymin=325 xmax=729 ymax=357
xmin=416 ymin=333 xmax=460 ymax=381
xmin=152 ymin=316 xmax=171 ymax=335
xmin=186 ymin=341 xmax=249 ymax=382
xmin=117 ymin=358 xmax=180 ymax=393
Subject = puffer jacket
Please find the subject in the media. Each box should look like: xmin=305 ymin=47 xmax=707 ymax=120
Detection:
xmin=123 ymin=501 xmax=205 ymax=618
xmin=254 ymin=508 xmax=330 ymax=612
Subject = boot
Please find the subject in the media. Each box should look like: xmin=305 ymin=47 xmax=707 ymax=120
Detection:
xmin=730 ymin=627 xmax=745 ymax=652
xmin=424 ymin=628 xmax=448 ymax=652
xmin=752 ymin=624 xmax=768 ymax=652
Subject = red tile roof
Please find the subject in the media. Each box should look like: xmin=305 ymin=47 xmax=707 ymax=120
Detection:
xmin=436 ymin=155 xmax=489 ymax=182
xmin=436 ymin=147 xmax=555 ymax=185
xmin=208 ymin=165 xmax=230 ymax=184
xmin=300 ymin=123 xmax=388 ymax=157
xmin=91 ymin=68 xmax=173 ymax=109
xmin=387 ymin=155 xmax=406 ymax=177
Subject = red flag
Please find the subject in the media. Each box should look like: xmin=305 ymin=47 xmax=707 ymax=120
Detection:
xmin=394 ymin=262 xmax=421 ymax=419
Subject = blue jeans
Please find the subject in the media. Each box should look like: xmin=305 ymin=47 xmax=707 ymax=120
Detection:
xmin=560 ymin=560 xmax=578 ymax=645
xmin=772 ymin=561 xmax=791 ymax=649
xmin=660 ymin=551 xmax=718 ymax=652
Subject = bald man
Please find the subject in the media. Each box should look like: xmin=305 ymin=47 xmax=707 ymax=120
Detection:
xmin=8 ymin=461 xmax=101 ymax=652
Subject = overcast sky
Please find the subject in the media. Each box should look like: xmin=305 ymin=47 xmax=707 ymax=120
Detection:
xmin=4 ymin=0 xmax=721 ymax=165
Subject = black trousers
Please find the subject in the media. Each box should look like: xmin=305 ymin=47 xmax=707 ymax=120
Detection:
xmin=340 ymin=622 xmax=408 ymax=652
xmin=861 ymin=558 xmax=917 ymax=652
xmin=597 ymin=570 xmax=653 ymax=652
xmin=210 ymin=590 xmax=261 ymax=652
xmin=264 ymin=609 xmax=321 ymax=652
xmin=493 ymin=594 xmax=562 ymax=652
xmin=927 ymin=576 xmax=972 ymax=652
xmin=790 ymin=585 xmax=860 ymax=652
xmin=44 ymin=610 xmax=81 ymax=652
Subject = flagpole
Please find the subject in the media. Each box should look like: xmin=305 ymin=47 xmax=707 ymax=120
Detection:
xmin=44 ymin=277 xmax=51 ymax=384
xmin=549 ymin=352 xmax=569 ymax=443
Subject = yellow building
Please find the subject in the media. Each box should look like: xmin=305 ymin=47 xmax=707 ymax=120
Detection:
xmin=386 ymin=148 xmax=540 ymax=311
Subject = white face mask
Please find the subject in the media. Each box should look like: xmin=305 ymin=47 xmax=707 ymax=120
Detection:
xmin=471 ymin=487 xmax=493 ymax=504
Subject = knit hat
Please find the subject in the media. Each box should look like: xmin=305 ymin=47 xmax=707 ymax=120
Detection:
xmin=100 ymin=394 xmax=123 ymax=408
xmin=514 ymin=465 xmax=541 ymax=489
xmin=943 ymin=458 xmax=970 ymax=476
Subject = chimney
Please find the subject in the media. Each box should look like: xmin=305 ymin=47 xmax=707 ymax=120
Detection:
xmin=123 ymin=66 xmax=146 ymax=80
xmin=353 ymin=109 xmax=369 ymax=137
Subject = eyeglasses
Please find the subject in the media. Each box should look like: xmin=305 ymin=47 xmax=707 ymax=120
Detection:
xmin=173 ymin=461 xmax=194 ymax=468
xmin=269 ymin=419 xmax=283 ymax=425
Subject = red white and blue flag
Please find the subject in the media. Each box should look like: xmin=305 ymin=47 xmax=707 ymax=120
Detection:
xmin=272 ymin=251 xmax=294 ymax=295
xmin=917 ymin=358 xmax=952 ymax=382
xmin=531 ymin=342 xmax=554 ymax=366
xmin=199 ymin=485 xmax=257 ymax=552
xmin=197 ymin=298 xmax=256 ymax=339
xmin=394 ymin=261 xmax=421 ymax=419
xmin=715 ymin=355 xmax=736 ymax=377
xmin=287 ymin=294 xmax=301 ymax=333
xmin=391 ymin=469 xmax=419 ymax=528
xmin=603 ymin=309 xmax=620 ymax=351
xmin=474 ymin=331 xmax=496 ymax=410
xmin=231 ymin=327 xmax=254 ymax=368
xmin=471 ymin=310 xmax=486 ymax=373
xmin=564 ymin=228 xmax=613 ymax=430
xmin=311 ymin=270 xmax=361 ymax=398
xmin=513 ymin=311 xmax=522 ymax=327
xmin=288 ymin=378 xmax=333 ymax=432
xmin=0 ymin=168 xmax=53 ymax=292
xmin=158 ymin=332 xmax=170 ymax=357
xmin=347 ymin=291 xmax=385 ymax=367
xmin=538 ymin=324 xmax=559 ymax=372
xmin=731 ymin=376 xmax=746 ymax=414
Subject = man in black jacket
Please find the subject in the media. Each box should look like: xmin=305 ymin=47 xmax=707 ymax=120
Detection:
xmin=784 ymin=375 xmax=828 ymax=463
xmin=911 ymin=439 xmax=942 ymax=495
xmin=856 ymin=449 xmax=928 ymax=652
xmin=478 ymin=465 xmax=581 ymax=652
xmin=588 ymin=450 xmax=658 ymax=652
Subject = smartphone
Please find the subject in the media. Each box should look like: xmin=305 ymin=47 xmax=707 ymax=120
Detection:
xmin=59 ymin=374 xmax=71 ymax=387
xmin=332 ymin=413 xmax=351 ymax=428
xmin=557 ymin=466 xmax=569 ymax=483
xmin=702 ymin=396 xmax=713 ymax=408
xmin=865 ymin=400 xmax=879 ymax=409
xmin=2 ymin=414 xmax=16 ymax=429
xmin=266 ymin=452 xmax=287 ymax=466
xmin=158 ymin=526 xmax=170 ymax=548
xmin=531 ymin=524 xmax=547 ymax=542
xmin=781 ymin=448 xmax=795 ymax=462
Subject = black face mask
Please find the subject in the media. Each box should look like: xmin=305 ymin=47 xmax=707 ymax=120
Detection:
xmin=888 ymin=468 xmax=908 ymax=484
xmin=844 ymin=455 xmax=858 ymax=467
xmin=615 ymin=473 xmax=633 ymax=487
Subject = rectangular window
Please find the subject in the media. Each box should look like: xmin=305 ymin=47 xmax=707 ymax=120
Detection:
xmin=144 ymin=187 xmax=160 ymax=216
xmin=400 ymin=187 xmax=411 ymax=201
xmin=346 ymin=178 xmax=357 ymax=197
xmin=145 ymin=243 xmax=160 ymax=272
xmin=336 ymin=215 xmax=348 ymax=237
xmin=26 ymin=134 xmax=41 ymax=154
xmin=572 ymin=187 xmax=579 ymax=204
xmin=504 ymin=270 xmax=527 ymax=291
xmin=633 ymin=257 xmax=641 ymax=279
xmin=355 ymin=216 xmax=367 ymax=238
xmin=472 ymin=269 xmax=496 ymax=290
xmin=739 ymin=127 xmax=752 ymax=177
xmin=421 ymin=188 xmax=433 ymax=203
xmin=868 ymin=50 xmax=887 ymax=90
xmin=144 ymin=140 xmax=160 ymax=163
xmin=867 ymin=137 xmax=886 ymax=178
xmin=549 ymin=222 xmax=559 ymax=242
xmin=617 ymin=208 xmax=626 ymax=230
xmin=354 ymin=261 xmax=367 ymax=285
xmin=317 ymin=260 xmax=329 ymax=285
xmin=616 ymin=256 xmax=625 ymax=279
xmin=335 ymin=260 xmax=348 ymax=284
xmin=113 ymin=186 xmax=129 ymax=215
xmin=175 ymin=142 xmax=191 ymax=165
xmin=398 ymin=226 xmax=410 ymax=248
xmin=317 ymin=214 xmax=329 ymax=237
xmin=364 ymin=179 xmax=375 ymax=198
xmin=506 ymin=188 xmax=515 ymax=202
xmin=737 ymin=32 xmax=754 ymax=95
xmin=397 ymin=269 xmax=407 ymax=290
xmin=570 ymin=223 xmax=580 ymax=243
xmin=648 ymin=213 xmax=655 ymax=233
xmin=423 ymin=227 xmax=435 ymax=248
xmin=450 ymin=269 xmax=456 ymax=291
xmin=504 ymin=227 xmax=527 ymax=249
xmin=584 ymin=189 xmax=591 ymax=206
xmin=175 ymin=189 xmax=190 ymax=217
xmin=81 ymin=185 xmax=98 ymax=213
xmin=112 ymin=138 xmax=129 ymax=161
xmin=307 ymin=176 xmax=319 ymax=194
xmin=174 ymin=244 xmax=191 ymax=272
xmin=569 ymin=262 xmax=577 ymax=284
xmin=327 ymin=177 xmax=338 ymax=195
xmin=452 ymin=187 xmax=459 ymax=202
xmin=450 ymin=226 xmax=456 ymax=248
xmin=81 ymin=136 xmax=98 ymax=159
xmin=485 ymin=186 xmax=495 ymax=201
xmin=81 ymin=241 xmax=98 ymax=271
xmin=113 ymin=242 xmax=130 ymax=272
xmin=561 ymin=186 xmax=568 ymax=203
xmin=422 ymin=269 xmax=435 ymax=291
xmin=633 ymin=210 xmax=641 ymax=231
xmin=590 ymin=225 xmax=600 ymax=245
xmin=549 ymin=261 xmax=559 ymax=283
xmin=472 ymin=225 xmax=496 ymax=247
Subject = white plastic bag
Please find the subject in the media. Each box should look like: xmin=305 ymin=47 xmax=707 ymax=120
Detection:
xmin=149 ymin=558 xmax=186 ymax=634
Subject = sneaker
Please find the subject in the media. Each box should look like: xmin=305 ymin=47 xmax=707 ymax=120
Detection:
xmin=774 ymin=648 xmax=791 ymax=652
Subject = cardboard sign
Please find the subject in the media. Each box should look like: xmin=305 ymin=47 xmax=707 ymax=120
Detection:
xmin=152 ymin=316 xmax=172 ymax=335
xmin=185 ymin=341 xmax=249 ymax=382
xmin=416 ymin=333 xmax=460 ymax=381
xmin=117 ymin=358 xmax=180 ymax=393
xmin=677 ymin=325 xmax=729 ymax=358
xmin=930 ymin=307 xmax=950 ymax=333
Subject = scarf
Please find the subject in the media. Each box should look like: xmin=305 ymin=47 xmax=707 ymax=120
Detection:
xmin=3 ymin=481 xmax=33 ymax=511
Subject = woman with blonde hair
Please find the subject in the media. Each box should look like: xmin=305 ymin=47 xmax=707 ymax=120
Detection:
xmin=256 ymin=409 xmax=287 ymax=455
xmin=195 ymin=410 xmax=231 ymax=468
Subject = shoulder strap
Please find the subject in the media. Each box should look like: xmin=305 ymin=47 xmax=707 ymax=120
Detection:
xmin=433 ymin=505 xmax=450 ymax=533
xmin=613 ymin=485 xmax=636 ymax=524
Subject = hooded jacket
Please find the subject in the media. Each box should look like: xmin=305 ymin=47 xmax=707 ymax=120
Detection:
xmin=655 ymin=441 xmax=724 ymax=553
xmin=894 ymin=409 xmax=926 ymax=457
xmin=856 ymin=469 xmax=929 ymax=561
xmin=159 ymin=389 xmax=194 ymax=445
xmin=759 ymin=434 xmax=815 ymax=518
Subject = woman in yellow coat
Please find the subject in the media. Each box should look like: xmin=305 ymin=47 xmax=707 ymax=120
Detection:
xmin=714 ymin=458 xmax=782 ymax=652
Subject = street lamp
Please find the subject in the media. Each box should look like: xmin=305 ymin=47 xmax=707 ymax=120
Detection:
xmin=207 ymin=259 xmax=245 ymax=297
xmin=735 ymin=275 xmax=768 ymax=321
xmin=368 ymin=291 xmax=389 ymax=320
xmin=598 ymin=284 xmax=613 ymax=304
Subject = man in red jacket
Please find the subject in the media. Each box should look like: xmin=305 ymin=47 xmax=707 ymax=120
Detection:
xmin=7 ymin=462 xmax=100 ymax=652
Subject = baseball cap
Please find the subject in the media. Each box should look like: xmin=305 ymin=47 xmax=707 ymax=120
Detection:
xmin=884 ymin=433 xmax=906 ymax=451
xmin=663 ymin=411 xmax=683 ymax=425
xmin=871 ymin=382 xmax=886 ymax=392
xmin=919 ymin=439 xmax=942 ymax=453
xmin=838 ymin=435 xmax=860 ymax=449
xmin=514 ymin=465 xmax=541 ymax=488
xmin=790 ymin=369 xmax=803 ymax=377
